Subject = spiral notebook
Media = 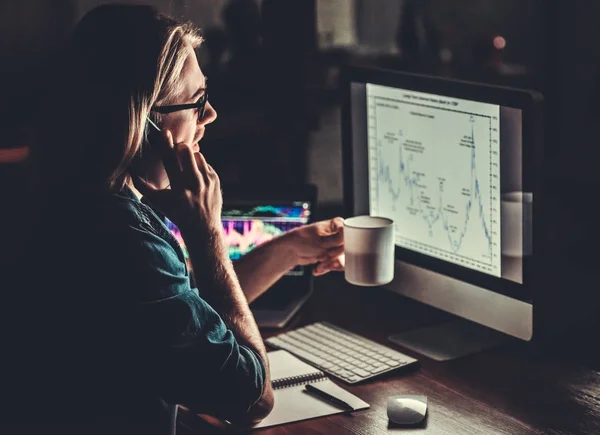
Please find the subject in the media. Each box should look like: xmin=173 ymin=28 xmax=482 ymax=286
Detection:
xmin=253 ymin=350 xmax=370 ymax=429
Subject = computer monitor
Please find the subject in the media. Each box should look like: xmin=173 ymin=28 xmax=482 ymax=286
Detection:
xmin=342 ymin=66 xmax=543 ymax=360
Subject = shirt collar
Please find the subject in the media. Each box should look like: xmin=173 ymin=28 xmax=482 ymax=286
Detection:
xmin=118 ymin=185 xmax=141 ymax=202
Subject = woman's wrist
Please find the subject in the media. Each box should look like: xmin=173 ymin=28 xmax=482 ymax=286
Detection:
xmin=180 ymin=221 xmax=227 ymax=260
xmin=274 ymin=231 xmax=301 ymax=271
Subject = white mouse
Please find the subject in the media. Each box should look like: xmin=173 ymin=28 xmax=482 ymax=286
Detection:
xmin=387 ymin=395 xmax=428 ymax=425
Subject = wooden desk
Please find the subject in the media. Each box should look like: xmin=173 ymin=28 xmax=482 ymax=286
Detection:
xmin=179 ymin=272 xmax=600 ymax=434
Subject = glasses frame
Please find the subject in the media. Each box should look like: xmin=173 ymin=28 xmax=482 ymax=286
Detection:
xmin=152 ymin=92 xmax=208 ymax=122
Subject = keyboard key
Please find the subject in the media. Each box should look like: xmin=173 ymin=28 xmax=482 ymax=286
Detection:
xmin=351 ymin=367 xmax=371 ymax=377
xmin=336 ymin=369 xmax=354 ymax=379
xmin=369 ymin=365 xmax=389 ymax=374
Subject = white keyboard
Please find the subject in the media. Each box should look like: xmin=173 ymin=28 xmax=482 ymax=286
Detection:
xmin=265 ymin=321 xmax=418 ymax=384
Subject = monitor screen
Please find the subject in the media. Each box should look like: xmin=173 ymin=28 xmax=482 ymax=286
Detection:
xmin=365 ymin=83 xmax=522 ymax=283
xmin=344 ymin=68 xmax=541 ymax=302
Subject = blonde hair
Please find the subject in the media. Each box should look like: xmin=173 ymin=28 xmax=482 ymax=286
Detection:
xmin=34 ymin=4 xmax=203 ymax=192
xmin=118 ymin=19 xmax=203 ymax=191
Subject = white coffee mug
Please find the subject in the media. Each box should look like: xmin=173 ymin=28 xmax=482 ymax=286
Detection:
xmin=344 ymin=216 xmax=394 ymax=286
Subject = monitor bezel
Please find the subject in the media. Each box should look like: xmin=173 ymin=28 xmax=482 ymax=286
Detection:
xmin=342 ymin=66 xmax=543 ymax=303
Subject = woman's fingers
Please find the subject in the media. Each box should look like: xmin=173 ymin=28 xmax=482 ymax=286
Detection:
xmin=194 ymin=150 xmax=211 ymax=173
xmin=318 ymin=219 xmax=344 ymax=249
xmin=155 ymin=131 xmax=207 ymax=193
xmin=326 ymin=245 xmax=345 ymax=258
xmin=313 ymin=255 xmax=345 ymax=276
xmin=176 ymin=145 xmax=204 ymax=189
xmin=311 ymin=245 xmax=344 ymax=264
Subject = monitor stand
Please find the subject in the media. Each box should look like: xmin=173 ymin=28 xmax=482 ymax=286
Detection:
xmin=388 ymin=317 xmax=516 ymax=361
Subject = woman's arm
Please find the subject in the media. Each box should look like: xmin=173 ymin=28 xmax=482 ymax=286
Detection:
xmin=232 ymin=234 xmax=297 ymax=304
xmin=233 ymin=218 xmax=345 ymax=303
xmin=181 ymin=224 xmax=274 ymax=424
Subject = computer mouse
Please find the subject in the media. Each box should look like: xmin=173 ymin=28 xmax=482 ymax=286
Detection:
xmin=387 ymin=395 xmax=428 ymax=425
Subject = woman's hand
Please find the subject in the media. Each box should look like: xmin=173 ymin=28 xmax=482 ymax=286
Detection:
xmin=285 ymin=217 xmax=345 ymax=276
xmin=131 ymin=129 xmax=222 ymax=235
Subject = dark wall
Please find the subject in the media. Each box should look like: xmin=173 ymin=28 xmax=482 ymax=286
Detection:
xmin=2 ymin=0 xmax=600 ymax=187
xmin=1 ymin=1 xmax=75 ymax=146
xmin=355 ymin=0 xmax=545 ymax=72
xmin=549 ymin=1 xmax=600 ymax=185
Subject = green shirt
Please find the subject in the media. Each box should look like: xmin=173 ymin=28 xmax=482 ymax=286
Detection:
xmin=3 ymin=186 xmax=264 ymax=435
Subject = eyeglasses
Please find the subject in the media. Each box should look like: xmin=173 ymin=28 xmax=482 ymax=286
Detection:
xmin=152 ymin=92 xmax=208 ymax=123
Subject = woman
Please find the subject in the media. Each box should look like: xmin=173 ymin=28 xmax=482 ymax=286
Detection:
xmin=9 ymin=4 xmax=344 ymax=434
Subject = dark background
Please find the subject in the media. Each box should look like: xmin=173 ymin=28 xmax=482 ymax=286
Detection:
xmin=1 ymin=1 xmax=594 ymax=200
xmin=2 ymin=0 xmax=600 ymax=361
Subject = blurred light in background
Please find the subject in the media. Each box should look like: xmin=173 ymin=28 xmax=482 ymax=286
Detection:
xmin=493 ymin=35 xmax=507 ymax=50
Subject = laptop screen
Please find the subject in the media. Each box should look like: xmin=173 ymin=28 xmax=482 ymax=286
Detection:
xmin=165 ymin=200 xmax=313 ymax=277
xmin=222 ymin=200 xmax=312 ymax=276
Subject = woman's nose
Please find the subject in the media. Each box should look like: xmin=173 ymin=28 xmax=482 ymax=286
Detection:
xmin=200 ymin=101 xmax=217 ymax=125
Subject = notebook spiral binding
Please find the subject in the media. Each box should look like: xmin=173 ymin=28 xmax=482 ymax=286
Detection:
xmin=272 ymin=372 xmax=328 ymax=390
